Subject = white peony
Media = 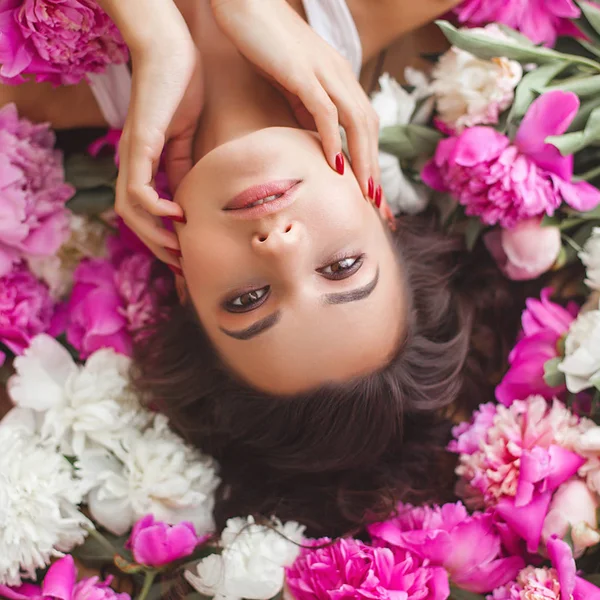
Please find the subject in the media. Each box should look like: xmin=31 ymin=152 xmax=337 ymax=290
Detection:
xmin=0 ymin=413 xmax=90 ymax=586
xmin=559 ymin=306 xmax=600 ymax=393
xmin=430 ymin=25 xmax=522 ymax=133
xmin=185 ymin=516 xmax=305 ymax=600
xmin=26 ymin=214 xmax=109 ymax=299
xmin=371 ymin=71 xmax=433 ymax=216
xmin=580 ymin=227 xmax=600 ymax=291
xmin=77 ymin=414 xmax=220 ymax=536
xmin=8 ymin=334 xmax=150 ymax=456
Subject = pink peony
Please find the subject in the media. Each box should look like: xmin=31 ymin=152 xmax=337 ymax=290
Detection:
xmin=126 ymin=514 xmax=206 ymax=568
xmin=0 ymin=263 xmax=55 ymax=365
xmin=0 ymin=555 xmax=130 ymax=600
xmin=449 ymin=396 xmax=586 ymax=552
xmin=285 ymin=537 xmax=449 ymax=600
xmin=488 ymin=537 xmax=600 ymax=600
xmin=453 ymin=0 xmax=581 ymax=47
xmin=422 ymin=91 xmax=600 ymax=229
xmin=0 ymin=0 xmax=129 ymax=86
xmin=495 ymin=288 xmax=578 ymax=405
xmin=484 ymin=218 xmax=561 ymax=281
xmin=0 ymin=104 xmax=73 ymax=277
xmin=368 ymin=502 xmax=524 ymax=593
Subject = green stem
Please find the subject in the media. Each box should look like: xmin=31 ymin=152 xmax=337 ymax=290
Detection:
xmin=86 ymin=527 xmax=119 ymax=558
xmin=138 ymin=570 xmax=158 ymax=600
xmin=562 ymin=233 xmax=584 ymax=253
xmin=574 ymin=163 xmax=600 ymax=182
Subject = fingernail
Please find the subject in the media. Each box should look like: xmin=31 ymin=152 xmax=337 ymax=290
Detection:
xmin=335 ymin=153 xmax=345 ymax=175
xmin=368 ymin=177 xmax=374 ymax=200
xmin=375 ymin=185 xmax=382 ymax=208
xmin=165 ymin=248 xmax=182 ymax=258
xmin=168 ymin=264 xmax=184 ymax=276
xmin=168 ymin=215 xmax=187 ymax=224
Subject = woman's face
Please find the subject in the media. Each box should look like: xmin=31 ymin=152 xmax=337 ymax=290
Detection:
xmin=175 ymin=128 xmax=406 ymax=394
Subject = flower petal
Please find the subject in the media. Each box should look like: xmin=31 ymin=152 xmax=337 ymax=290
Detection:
xmin=41 ymin=555 xmax=76 ymax=600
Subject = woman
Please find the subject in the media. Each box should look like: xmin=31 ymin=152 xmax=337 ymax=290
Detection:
xmin=0 ymin=0 xmax=524 ymax=536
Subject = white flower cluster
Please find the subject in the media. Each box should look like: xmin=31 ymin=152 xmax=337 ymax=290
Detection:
xmin=185 ymin=516 xmax=305 ymax=600
xmin=2 ymin=334 xmax=220 ymax=583
xmin=580 ymin=227 xmax=600 ymax=291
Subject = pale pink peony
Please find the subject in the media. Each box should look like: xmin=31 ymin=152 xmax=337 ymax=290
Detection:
xmin=422 ymin=91 xmax=600 ymax=229
xmin=368 ymin=502 xmax=524 ymax=593
xmin=449 ymin=396 xmax=586 ymax=552
xmin=484 ymin=218 xmax=561 ymax=281
xmin=285 ymin=537 xmax=449 ymax=600
xmin=0 ymin=103 xmax=73 ymax=277
xmin=126 ymin=514 xmax=206 ymax=568
xmin=495 ymin=288 xmax=578 ymax=405
xmin=453 ymin=0 xmax=581 ymax=47
xmin=0 ymin=263 xmax=55 ymax=366
xmin=0 ymin=0 xmax=129 ymax=86
xmin=0 ymin=555 xmax=130 ymax=600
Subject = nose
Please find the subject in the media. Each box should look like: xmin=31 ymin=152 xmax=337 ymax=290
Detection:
xmin=251 ymin=220 xmax=305 ymax=256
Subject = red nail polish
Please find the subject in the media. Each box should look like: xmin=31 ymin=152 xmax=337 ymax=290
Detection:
xmin=375 ymin=185 xmax=382 ymax=208
xmin=165 ymin=248 xmax=182 ymax=258
xmin=335 ymin=153 xmax=345 ymax=175
xmin=168 ymin=215 xmax=186 ymax=224
xmin=368 ymin=177 xmax=374 ymax=199
xmin=168 ymin=264 xmax=183 ymax=276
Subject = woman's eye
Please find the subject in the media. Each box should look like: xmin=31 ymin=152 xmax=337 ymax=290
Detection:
xmin=224 ymin=286 xmax=270 ymax=313
xmin=319 ymin=255 xmax=364 ymax=280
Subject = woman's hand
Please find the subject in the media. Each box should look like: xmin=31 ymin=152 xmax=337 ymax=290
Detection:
xmin=210 ymin=0 xmax=381 ymax=199
xmin=97 ymin=0 xmax=203 ymax=267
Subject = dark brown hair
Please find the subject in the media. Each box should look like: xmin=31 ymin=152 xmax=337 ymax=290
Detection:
xmin=132 ymin=210 xmax=526 ymax=537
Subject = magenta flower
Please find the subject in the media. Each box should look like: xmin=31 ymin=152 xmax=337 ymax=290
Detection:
xmin=449 ymin=396 xmax=587 ymax=552
xmin=286 ymin=538 xmax=449 ymax=600
xmin=0 ymin=104 xmax=73 ymax=277
xmin=422 ymin=91 xmax=600 ymax=229
xmin=0 ymin=0 xmax=129 ymax=86
xmin=452 ymin=0 xmax=581 ymax=47
xmin=0 ymin=555 xmax=130 ymax=600
xmin=0 ymin=263 xmax=56 ymax=365
xmin=126 ymin=514 xmax=204 ymax=568
xmin=495 ymin=288 xmax=578 ymax=405
xmin=368 ymin=502 xmax=524 ymax=594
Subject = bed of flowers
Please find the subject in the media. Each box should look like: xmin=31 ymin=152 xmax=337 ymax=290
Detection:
xmin=5 ymin=1 xmax=600 ymax=599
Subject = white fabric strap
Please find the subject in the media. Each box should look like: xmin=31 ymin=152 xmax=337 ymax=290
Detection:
xmin=87 ymin=63 xmax=131 ymax=129
xmin=301 ymin=0 xmax=363 ymax=78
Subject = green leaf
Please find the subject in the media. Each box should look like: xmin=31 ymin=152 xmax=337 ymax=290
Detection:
xmin=569 ymin=95 xmax=600 ymax=132
xmin=546 ymin=105 xmax=600 ymax=155
xmin=578 ymin=38 xmax=600 ymax=60
xmin=64 ymin=154 xmax=117 ymax=190
xmin=436 ymin=20 xmax=600 ymax=71
xmin=67 ymin=186 xmax=115 ymax=216
xmin=567 ymin=204 xmax=600 ymax=220
xmin=379 ymin=124 xmax=442 ymax=160
xmin=576 ymin=0 xmax=600 ymax=39
xmin=464 ymin=218 xmax=484 ymax=251
xmin=449 ymin=586 xmax=486 ymax=600
xmin=544 ymin=357 xmax=566 ymax=388
xmin=541 ymin=74 xmax=600 ymax=98
xmin=496 ymin=24 xmax=537 ymax=46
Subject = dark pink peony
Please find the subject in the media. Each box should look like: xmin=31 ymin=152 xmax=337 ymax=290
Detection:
xmin=0 ymin=0 xmax=129 ymax=85
xmin=0 ymin=103 xmax=73 ymax=277
xmin=453 ymin=0 xmax=581 ymax=47
xmin=0 ymin=262 xmax=55 ymax=366
xmin=286 ymin=537 xmax=449 ymax=600
xmin=422 ymin=91 xmax=600 ymax=229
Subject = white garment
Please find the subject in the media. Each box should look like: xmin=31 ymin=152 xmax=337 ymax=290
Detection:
xmin=89 ymin=0 xmax=363 ymax=128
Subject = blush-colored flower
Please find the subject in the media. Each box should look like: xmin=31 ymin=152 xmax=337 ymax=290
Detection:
xmin=496 ymin=288 xmax=578 ymax=405
xmin=431 ymin=26 xmax=522 ymax=134
xmin=0 ymin=0 xmax=129 ymax=85
xmin=484 ymin=218 xmax=561 ymax=281
xmin=422 ymin=91 xmax=600 ymax=229
xmin=0 ymin=263 xmax=56 ymax=366
xmin=286 ymin=537 xmax=449 ymax=600
xmin=126 ymin=514 xmax=205 ymax=568
xmin=452 ymin=0 xmax=581 ymax=47
xmin=368 ymin=502 xmax=524 ymax=593
xmin=0 ymin=104 xmax=73 ymax=277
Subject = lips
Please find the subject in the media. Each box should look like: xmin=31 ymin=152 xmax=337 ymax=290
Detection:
xmin=224 ymin=179 xmax=302 ymax=219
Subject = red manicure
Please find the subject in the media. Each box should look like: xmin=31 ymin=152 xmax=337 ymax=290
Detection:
xmin=375 ymin=185 xmax=382 ymax=208
xmin=368 ymin=177 xmax=375 ymax=200
xmin=165 ymin=248 xmax=182 ymax=258
xmin=168 ymin=215 xmax=186 ymax=224
xmin=168 ymin=264 xmax=183 ymax=276
xmin=335 ymin=153 xmax=345 ymax=175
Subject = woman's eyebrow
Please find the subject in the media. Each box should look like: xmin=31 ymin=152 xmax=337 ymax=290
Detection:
xmin=323 ymin=267 xmax=380 ymax=305
xmin=219 ymin=311 xmax=281 ymax=340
